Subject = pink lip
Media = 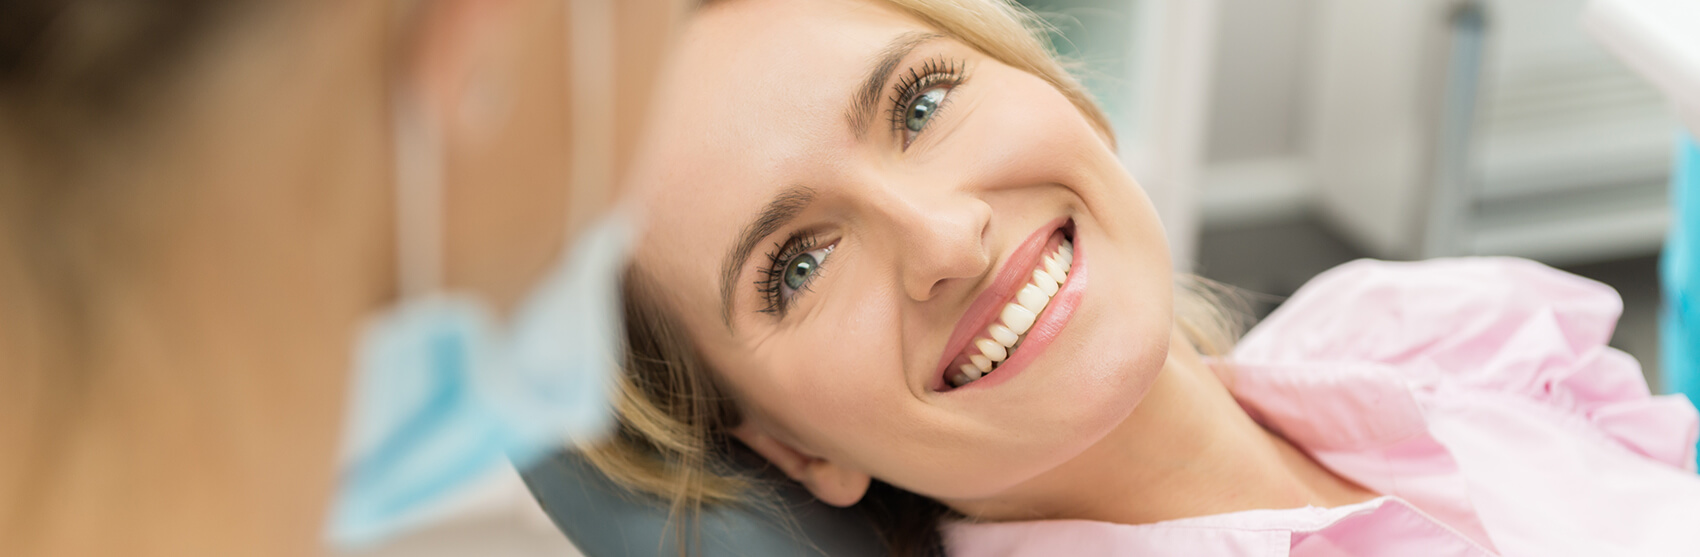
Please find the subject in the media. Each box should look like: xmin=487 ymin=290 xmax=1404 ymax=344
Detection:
xmin=931 ymin=217 xmax=1084 ymax=392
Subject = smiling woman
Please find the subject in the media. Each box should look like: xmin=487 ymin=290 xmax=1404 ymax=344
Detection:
xmin=583 ymin=1 xmax=1700 ymax=556
xmin=582 ymin=0 xmax=1242 ymax=553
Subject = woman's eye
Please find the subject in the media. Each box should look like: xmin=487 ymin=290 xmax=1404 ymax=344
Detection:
xmin=779 ymin=244 xmax=834 ymax=299
xmin=904 ymin=86 xmax=949 ymax=133
xmin=890 ymin=57 xmax=967 ymax=149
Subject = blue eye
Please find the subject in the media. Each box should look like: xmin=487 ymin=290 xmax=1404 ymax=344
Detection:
xmin=889 ymin=57 xmax=966 ymax=148
xmin=905 ymin=87 xmax=948 ymax=132
xmin=779 ymin=244 xmax=833 ymax=299
xmin=783 ymin=252 xmax=819 ymax=290
xmin=759 ymin=236 xmax=837 ymax=316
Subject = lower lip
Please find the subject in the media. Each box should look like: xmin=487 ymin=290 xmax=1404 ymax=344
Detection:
xmin=947 ymin=227 xmax=1087 ymax=393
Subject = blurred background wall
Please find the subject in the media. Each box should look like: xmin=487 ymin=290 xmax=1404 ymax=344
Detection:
xmin=1201 ymin=0 xmax=1672 ymax=388
xmin=1024 ymin=0 xmax=1676 ymax=388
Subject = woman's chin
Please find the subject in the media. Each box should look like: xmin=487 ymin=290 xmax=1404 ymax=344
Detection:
xmin=928 ymin=280 xmax=1170 ymax=502
xmin=1027 ymin=228 xmax=1171 ymax=430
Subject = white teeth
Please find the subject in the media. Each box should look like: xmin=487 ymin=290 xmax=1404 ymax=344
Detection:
xmin=975 ymin=338 xmax=1008 ymax=362
xmin=1032 ymin=269 xmax=1059 ymax=296
xmin=1017 ymin=284 xmax=1048 ymax=313
xmin=1043 ymin=256 xmax=1068 ymax=283
xmin=950 ymin=236 xmax=1079 ymax=388
xmin=1001 ymin=304 xmax=1037 ymax=335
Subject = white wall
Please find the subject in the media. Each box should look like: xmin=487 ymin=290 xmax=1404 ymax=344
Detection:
xmin=1199 ymin=0 xmax=1324 ymax=228
xmin=1206 ymin=0 xmax=1316 ymax=164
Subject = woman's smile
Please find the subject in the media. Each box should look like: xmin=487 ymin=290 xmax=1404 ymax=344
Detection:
xmin=628 ymin=0 xmax=1175 ymax=505
xmin=934 ymin=218 xmax=1084 ymax=392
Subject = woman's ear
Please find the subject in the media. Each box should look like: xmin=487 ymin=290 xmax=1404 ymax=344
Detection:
xmin=731 ymin=423 xmax=871 ymax=508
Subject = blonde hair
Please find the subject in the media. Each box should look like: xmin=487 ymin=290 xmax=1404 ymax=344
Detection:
xmin=582 ymin=1 xmax=1242 ymax=554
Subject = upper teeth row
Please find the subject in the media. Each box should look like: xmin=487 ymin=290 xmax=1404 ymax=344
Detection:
xmin=950 ymin=238 xmax=1074 ymax=388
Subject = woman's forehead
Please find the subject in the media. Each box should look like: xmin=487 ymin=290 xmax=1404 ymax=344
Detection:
xmin=682 ymin=0 xmax=922 ymax=79
xmin=636 ymin=0 xmax=929 ymax=323
xmin=657 ymin=0 xmax=927 ymax=168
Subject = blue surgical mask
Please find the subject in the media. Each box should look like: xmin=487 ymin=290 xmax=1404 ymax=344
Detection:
xmin=325 ymin=212 xmax=632 ymax=549
xmin=326 ymin=0 xmax=629 ymax=543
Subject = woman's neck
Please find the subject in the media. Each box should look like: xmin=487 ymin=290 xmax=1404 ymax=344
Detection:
xmin=2 ymin=109 xmax=388 ymax=557
xmin=1 ymin=216 xmax=354 ymax=557
xmin=952 ymin=331 xmax=1376 ymax=525
xmin=1 ymin=7 xmax=397 ymax=554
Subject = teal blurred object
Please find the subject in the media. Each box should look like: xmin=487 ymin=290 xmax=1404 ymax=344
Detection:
xmin=1583 ymin=0 xmax=1700 ymax=469
xmin=1662 ymin=133 xmax=1700 ymax=469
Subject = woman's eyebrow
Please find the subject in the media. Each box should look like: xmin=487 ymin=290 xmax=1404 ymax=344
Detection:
xmin=845 ymin=31 xmax=945 ymax=137
xmin=719 ymin=185 xmax=818 ymax=329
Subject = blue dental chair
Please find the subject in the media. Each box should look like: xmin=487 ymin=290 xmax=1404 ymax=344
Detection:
xmin=1663 ymin=134 xmax=1700 ymax=461
xmin=1584 ymin=0 xmax=1700 ymax=468
xmin=519 ymin=450 xmax=887 ymax=556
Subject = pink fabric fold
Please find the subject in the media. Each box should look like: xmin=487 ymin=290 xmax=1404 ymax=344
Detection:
xmin=946 ymin=258 xmax=1700 ymax=556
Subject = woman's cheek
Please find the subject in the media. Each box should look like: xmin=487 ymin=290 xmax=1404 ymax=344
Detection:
xmin=788 ymin=293 xmax=904 ymax=410
xmin=956 ymin=71 xmax=1108 ymax=189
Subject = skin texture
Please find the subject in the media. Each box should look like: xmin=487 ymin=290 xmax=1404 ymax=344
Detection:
xmin=635 ymin=0 xmax=1375 ymax=525
xmin=0 ymin=0 xmax=678 ymax=555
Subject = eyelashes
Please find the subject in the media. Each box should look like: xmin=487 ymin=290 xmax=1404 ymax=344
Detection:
xmin=886 ymin=56 xmax=968 ymax=138
xmin=756 ymin=232 xmax=824 ymax=315
xmin=749 ymin=56 xmax=968 ymax=319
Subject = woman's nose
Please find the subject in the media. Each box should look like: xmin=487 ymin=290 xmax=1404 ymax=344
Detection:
xmin=883 ymin=190 xmax=993 ymax=301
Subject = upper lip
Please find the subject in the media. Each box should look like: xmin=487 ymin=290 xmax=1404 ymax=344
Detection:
xmin=931 ymin=217 xmax=1071 ymax=391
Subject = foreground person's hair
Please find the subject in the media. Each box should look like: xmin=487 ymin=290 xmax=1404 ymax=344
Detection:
xmin=580 ymin=1 xmax=1244 ymax=555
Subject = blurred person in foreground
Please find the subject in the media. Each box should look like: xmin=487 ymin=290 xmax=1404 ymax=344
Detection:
xmin=0 ymin=1 xmax=679 ymax=555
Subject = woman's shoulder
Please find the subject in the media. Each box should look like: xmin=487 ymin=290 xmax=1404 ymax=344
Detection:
xmin=1234 ymin=257 xmax=1621 ymax=369
xmin=1230 ymin=257 xmax=1697 ymax=471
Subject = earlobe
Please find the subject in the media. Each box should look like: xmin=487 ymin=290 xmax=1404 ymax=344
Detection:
xmin=731 ymin=423 xmax=872 ymax=508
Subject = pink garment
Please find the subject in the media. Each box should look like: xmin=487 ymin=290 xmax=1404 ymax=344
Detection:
xmin=945 ymin=258 xmax=1700 ymax=556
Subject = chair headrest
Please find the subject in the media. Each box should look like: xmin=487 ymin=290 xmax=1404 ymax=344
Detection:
xmin=520 ymin=450 xmax=886 ymax=556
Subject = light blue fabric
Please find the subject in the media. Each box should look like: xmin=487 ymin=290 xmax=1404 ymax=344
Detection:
xmin=326 ymin=215 xmax=632 ymax=549
xmin=1661 ymin=131 xmax=1700 ymax=469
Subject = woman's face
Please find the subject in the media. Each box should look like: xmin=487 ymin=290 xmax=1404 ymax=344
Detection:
xmin=634 ymin=0 xmax=1174 ymax=507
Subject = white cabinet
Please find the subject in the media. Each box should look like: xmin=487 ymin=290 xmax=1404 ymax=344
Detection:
xmin=1307 ymin=0 xmax=1675 ymax=263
